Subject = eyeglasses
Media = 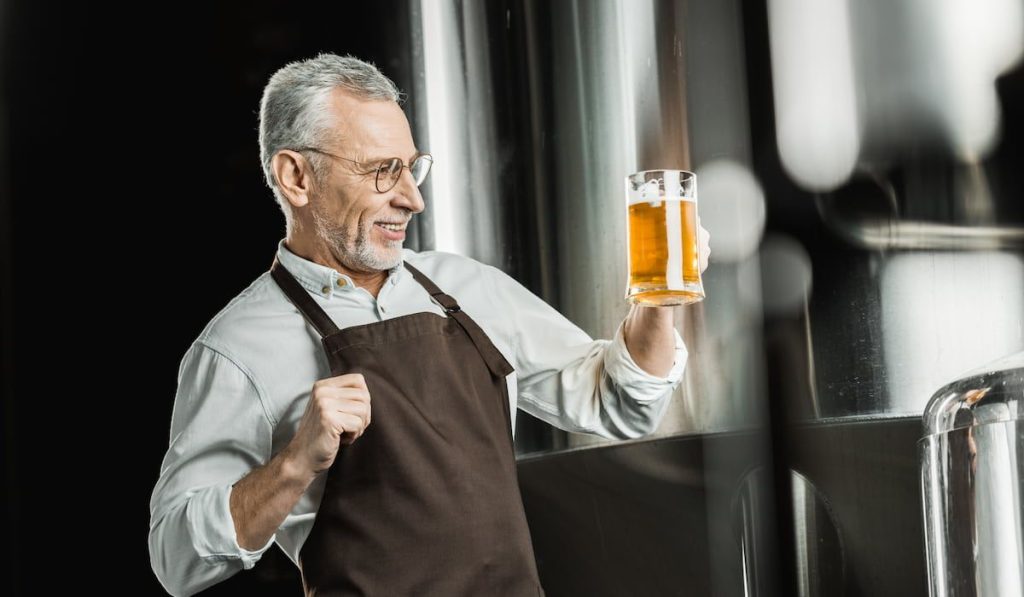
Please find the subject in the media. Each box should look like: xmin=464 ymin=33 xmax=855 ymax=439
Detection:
xmin=294 ymin=147 xmax=433 ymax=193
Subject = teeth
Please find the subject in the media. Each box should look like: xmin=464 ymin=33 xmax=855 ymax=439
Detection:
xmin=378 ymin=223 xmax=404 ymax=231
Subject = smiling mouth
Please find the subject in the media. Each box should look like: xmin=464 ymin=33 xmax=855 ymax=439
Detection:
xmin=375 ymin=222 xmax=407 ymax=232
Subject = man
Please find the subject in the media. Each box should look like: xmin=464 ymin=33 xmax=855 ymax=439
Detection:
xmin=148 ymin=53 xmax=709 ymax=597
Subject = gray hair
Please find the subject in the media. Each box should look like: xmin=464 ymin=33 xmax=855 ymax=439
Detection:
xmin=258 ymin=53 xmax=403 ymax=217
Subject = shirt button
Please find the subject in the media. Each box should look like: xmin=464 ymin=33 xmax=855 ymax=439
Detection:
xmin=337 ymin=278 xmax=347 ymax=288
xmin=321 ymin=285 xmax=330 ymax=295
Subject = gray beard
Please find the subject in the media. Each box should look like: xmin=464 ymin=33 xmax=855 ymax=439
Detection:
xmin=311 ymin=204 xmax=404 ymax=272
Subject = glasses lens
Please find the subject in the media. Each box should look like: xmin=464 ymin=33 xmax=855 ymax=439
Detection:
xmin=376 ymin=158 xmax=403 ymax=193
xmin=411 ymin=154 xmax=433 ymax=187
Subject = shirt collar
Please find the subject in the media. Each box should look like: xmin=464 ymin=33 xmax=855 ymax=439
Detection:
xmin=275 ymin=238 xmax=407 ymax=298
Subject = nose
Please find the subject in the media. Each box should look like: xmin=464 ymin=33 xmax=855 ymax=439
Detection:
xmin=391 ymin=167 xmax=426 ymax=214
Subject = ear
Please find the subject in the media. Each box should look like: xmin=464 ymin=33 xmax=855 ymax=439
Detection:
xmin=272 ymin=150 xmax=316 ymax=208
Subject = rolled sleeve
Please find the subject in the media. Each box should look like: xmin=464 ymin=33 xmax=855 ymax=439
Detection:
xmin=483 ymin=263 xmax=686 ymax=439
xmin=603 ymin=319 xmax=688 ymax=401
xmin=186 ymin=484 xmax=276 ymax=568
xmin=149 ymin=341 xmax=276 ymax=596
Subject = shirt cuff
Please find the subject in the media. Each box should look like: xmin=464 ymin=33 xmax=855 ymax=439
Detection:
xmin=603 ymin=318 xmax=688 ymax=400
xmin=186 ymin=483 xmax=276 ymax=569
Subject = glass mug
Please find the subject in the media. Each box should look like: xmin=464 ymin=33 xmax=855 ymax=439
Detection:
xmin=625 ymin=169 xmax=705 ymax=306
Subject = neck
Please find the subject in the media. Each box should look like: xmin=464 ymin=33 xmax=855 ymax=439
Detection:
xmin=285 ymin=234 xmax=390 ymax=299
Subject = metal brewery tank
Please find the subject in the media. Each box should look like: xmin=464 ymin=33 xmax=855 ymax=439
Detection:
xmin=920 ymin=352 xmax=1024 ymax=597
xmin=754 ymin=0 xmax=1024 ymax=594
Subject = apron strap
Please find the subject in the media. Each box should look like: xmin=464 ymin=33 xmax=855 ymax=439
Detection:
xmin=404 ymin=262 xmax=514 ymax=379
xmin=270 ymin=256 xmax=341 ymax=338
xmin=269 ymin=255 xmax=514 ymax=380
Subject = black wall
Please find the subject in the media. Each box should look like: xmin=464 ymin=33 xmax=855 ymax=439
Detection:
xmin=2 ymin=2 xmax=413 ymax=594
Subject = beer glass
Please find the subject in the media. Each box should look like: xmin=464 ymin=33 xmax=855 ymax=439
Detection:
xmin=625 ymin=169 xmax=704 ymax=306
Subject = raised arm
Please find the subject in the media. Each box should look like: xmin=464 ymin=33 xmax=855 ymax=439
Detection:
xmin=482 ymin=265 xmax=687 ymax=440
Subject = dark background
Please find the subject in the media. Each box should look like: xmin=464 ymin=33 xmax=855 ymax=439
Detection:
xmin=2 ymin=2 xmax=418 ymax=594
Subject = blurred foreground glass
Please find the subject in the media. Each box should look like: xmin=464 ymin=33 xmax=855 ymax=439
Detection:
xmin=625 ymin=170 xmax=705 ymax=305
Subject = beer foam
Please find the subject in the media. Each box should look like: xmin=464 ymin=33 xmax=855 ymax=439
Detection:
xmin=626 ymin=172 xmax=696 ymax=205
xmin=626 ymin=180 xmax=694 ymax=206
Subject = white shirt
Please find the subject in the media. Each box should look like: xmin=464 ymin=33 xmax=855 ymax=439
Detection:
xmin=148 ymin=238 xmax=687 ymax=596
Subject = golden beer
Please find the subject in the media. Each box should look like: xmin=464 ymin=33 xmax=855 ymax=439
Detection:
xmin=625 ymin=170 xmax=704 ymax=306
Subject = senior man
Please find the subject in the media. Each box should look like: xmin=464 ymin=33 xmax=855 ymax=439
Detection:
xmin=148 ymin=53 xmax=709 ymax=597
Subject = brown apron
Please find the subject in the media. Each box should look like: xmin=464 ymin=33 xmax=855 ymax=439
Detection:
xmin=270 ymin=257 xmax=545 ymax=596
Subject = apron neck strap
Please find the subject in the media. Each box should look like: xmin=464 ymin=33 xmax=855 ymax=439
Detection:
xmin=404 ymin=262 xmax=513 ymax=378
xmin=403 ymin=262 xmax=462 ymax=315
xmin=270 ymin=256 xmax=341 ymax=337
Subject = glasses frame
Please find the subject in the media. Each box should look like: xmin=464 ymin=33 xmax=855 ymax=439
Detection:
xmin=292 ymin=147 xmax=433 ymax=193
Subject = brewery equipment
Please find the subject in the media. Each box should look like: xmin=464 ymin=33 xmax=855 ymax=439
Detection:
xmin=920 ymin=351 xmax=1024 ymax=597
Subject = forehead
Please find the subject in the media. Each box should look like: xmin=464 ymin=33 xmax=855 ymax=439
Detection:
xmin=324 ymin=88 xmax=415 ymax=158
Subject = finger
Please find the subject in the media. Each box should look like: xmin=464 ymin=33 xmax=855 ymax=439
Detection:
xmin=331 ymin=386 xmax=372 ymax=401
xmin=314 ymin=386 xmax=371 ymax=405
xmin=316 ymin=373 xmax=368 ymax=391
xmin=336 ymin=401 xmax=371 ymax=427
xmin=332 ymin=412 xmax=366 ymax=437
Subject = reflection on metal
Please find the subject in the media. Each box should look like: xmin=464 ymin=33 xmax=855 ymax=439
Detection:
xmin=783 ymin=418 xmax=929 ymax=595
xmin=519 ymin=430 xmax=779 ymax=596
xmin=819 ymin=218 xmax=1024 ymax=251
xmin=768 ymin=0 xmax=1024 ymax=192
xmin=790 ymin=470 xmax=845 ymax=597
xmin=816 ymin=163 xmax=1024 ymax=252
xmin=920 ymin=351 xmax=1024 ymax=597
xmin=845 ymin=0 xmax=1023 ymax=160
xmin=768 ymin=0 xmax=860 ymax=191
xmin=732 ymin=467 xmax=780 ymax=597
xmin=881 ymin=253 xmax=1024 ymax=417
xmin=410 ymin=0 xmax=507 ymax=266
xmin=788 ymin=246 xmax=1024 ymax=421
xmin=696 ymin=160 xmax=766 ymax=264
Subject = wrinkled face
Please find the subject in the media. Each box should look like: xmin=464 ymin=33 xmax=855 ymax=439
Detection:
xmin=309 ymin=88 xmax=425 ymax=273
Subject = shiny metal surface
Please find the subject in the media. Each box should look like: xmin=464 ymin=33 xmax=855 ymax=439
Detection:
xmin=790 ymin=471 xmax=845 ymax=597
xmin=796 ymin=249 xmax=1024 ymax=420
xmin=518 ymin=429 xmax=779 ymax=597
xmin=767 ymin=0 xmax=1024 ymax=421
xmin=408 ymin=0 xmax=507 ymax=267
xmin=920 ymin=353 xmax=1024 ymax=597
xmin=520 ymin=416 xmax=928 ymax=596
xmin=761 ymin=0 xmax=1024 ymax=592
xmin=733 ymin=467 xmax=776 ymax=596
xmin=783 ymin=417 xmax=929 ymax=596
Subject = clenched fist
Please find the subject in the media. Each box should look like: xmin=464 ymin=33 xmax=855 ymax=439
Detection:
xmin=284 ymin=373 xmax=372 ymax=476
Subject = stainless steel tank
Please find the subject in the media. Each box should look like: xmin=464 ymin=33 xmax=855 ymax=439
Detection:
xmin=920 ymin=352 xmax=1024 ymax=597
xmin=400 ymin=0 xmax=1024 ymax=595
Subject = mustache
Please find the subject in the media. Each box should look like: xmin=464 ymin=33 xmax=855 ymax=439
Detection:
xmin=366 ymin=211 xmax=413 ymax=227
